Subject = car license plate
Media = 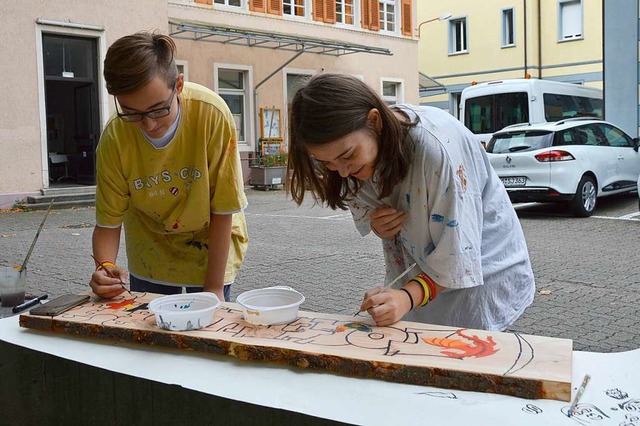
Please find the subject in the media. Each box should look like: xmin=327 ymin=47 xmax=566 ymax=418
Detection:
xmin=500 ymin=176 xmax=527 ymax=187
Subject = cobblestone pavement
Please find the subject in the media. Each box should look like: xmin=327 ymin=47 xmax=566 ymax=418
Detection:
xmin=1 ymin=188 xmax=639 ymax=353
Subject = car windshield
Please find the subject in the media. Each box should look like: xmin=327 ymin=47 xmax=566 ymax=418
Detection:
xmin=486 ymin=131 xmax=554 ymax=153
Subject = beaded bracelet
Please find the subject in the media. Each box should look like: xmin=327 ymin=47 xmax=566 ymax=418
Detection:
xmin=411 ymin=276 xmax=431 ymax=307
xmin=399 ymin=287 xmax=414 ymax=310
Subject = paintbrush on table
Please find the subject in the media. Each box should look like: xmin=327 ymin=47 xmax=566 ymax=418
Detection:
xmin=91 ymin=254 xmax=132 ymax=296
xmin=568 ymin=374 xmax=591 ymax=417
xmin=354 ymin=262 xmax=417 ymax=317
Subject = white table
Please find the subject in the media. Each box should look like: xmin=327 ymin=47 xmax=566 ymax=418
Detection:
xmin=0 ymin=315 xmax=637 ymax=425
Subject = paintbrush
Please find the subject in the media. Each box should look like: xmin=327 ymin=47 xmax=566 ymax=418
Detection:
xmin=568 ymin=374 xmax=591 ymax=417
xmin=91 ymin=254 xmax=132 ymax=296
xmin=353 ymin=262 xmax=417 ymax=316
xmin=19 ymin=199 xmax=54 ymax=272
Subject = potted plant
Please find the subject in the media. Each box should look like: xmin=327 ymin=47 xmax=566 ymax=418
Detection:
xmin=249 ymin=153 xmax=288 ymax=191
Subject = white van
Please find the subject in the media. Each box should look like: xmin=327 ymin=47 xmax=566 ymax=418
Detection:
xmin=460 ymin=79 xmax=603 ymax=146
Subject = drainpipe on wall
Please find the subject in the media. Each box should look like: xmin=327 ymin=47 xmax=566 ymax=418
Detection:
xmin=523 ymin=0 xmax=528 ymax=77
xmin=537 ymin=0 xmax=542 ymax=78
xmin=253 ymin=48 xmax=305 ymax=157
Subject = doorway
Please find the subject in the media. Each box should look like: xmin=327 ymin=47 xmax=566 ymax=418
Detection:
xmin=284 ymin=71 xmax=314 ymax=149
xmin=43 ymin=33 xmax=100 ymax=186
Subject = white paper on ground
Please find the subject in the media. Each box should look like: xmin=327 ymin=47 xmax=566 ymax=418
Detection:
xmin=1 ymin=315 xmax=638 ymax=426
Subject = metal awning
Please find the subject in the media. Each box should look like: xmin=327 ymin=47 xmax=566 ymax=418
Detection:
xmin=169 ymin=20 xmax=392 ymax=57
xmin=419 ymin=72 xmax=446 ymax=96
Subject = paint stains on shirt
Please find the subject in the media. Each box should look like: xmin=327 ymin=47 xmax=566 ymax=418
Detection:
xmin=456 ymin=164 xmax=468 ymax=191
xmin=431 ymin=214 xmax=444 ymax=223
xmin=446 ymin=219 xmax=459 ymax=227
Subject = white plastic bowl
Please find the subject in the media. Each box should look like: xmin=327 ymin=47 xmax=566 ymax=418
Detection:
xmin=236 ymin=286 xmax=305 ymax=326
xmin=148 ymin=293 xmax=220 ymax=331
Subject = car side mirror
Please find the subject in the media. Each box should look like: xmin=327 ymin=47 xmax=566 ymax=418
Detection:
xmin=634 ymin=137 xmax=640 ymax=152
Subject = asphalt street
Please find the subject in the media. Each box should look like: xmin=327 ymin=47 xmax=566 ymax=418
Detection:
xmin=1 ymin=187 xmax=639 ymax=353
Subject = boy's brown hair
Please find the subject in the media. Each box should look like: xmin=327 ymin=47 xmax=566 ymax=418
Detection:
xmin=104 ymin=32 xmax=178 ymax=95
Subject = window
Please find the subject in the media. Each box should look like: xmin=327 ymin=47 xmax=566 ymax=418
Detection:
xmin=336 ymin=0 xmax=355 ymax=25
xmin=598 ymin=124 xmax=633 ymax=148
xmin=464 ymin=93 xmax=529 ymax=134
xmin=449 ymin=18 xmax=468 ymax=54
xmin=502 ymin=8 xmax=515 ymax=47
xmin=381 ymin=80 xmax=402 ymax=105
xmin=451 ymin=92 xmax=461 ymax=120
xmin=214 ymin=0 xmax=242 ymax=6
xmin=488 ymin=131 xmax=554 ymax=154
xmin=379 ymin=0 xmax=396 ymax=32
xmin=574 ymin=125 xmax=606 ymax=146
xmin=543 ymin=94 xmax=603 ymax=121
xmin=283 ymin=0 xmax=305 ymax=17
xmin=217 ymin=68 xmax=249 ymax=144
xmin=559 ymin=0 xmax=582 ymax=40
xmin=176 ymin=60 xmax=189 ymax=82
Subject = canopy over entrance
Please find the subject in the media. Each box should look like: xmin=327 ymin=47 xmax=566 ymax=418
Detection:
xmin=169 ymin=20 xmax=392 ymax=57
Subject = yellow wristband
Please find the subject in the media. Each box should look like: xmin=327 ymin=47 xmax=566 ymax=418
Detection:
xmin=411 ymin=276 xmax=431 ymax=307
xmin=96 ymin=261 xmax=116 ymax=271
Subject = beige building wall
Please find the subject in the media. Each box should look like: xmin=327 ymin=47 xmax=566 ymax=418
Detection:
xmin=167 ymin=0 xmax=418 ymax=155
xmin=0 ymin=0 xmax=166 ymax=206
xmin=0 ymin=0 xmax=418 ymax=207
xmin=418 ymin=0 xmax=603 ymax=113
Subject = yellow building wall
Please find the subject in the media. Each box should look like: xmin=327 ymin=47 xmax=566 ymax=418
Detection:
xmin=418 ymin=0 xmax=603 ymax=107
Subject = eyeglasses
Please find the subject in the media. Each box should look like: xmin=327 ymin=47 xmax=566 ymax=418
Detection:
xmin=115 ymin=86 xmax=176 ymax=123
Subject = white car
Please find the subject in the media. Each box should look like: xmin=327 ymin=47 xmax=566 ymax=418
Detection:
xmin=486 ymin=118 xmax=640 ymax=217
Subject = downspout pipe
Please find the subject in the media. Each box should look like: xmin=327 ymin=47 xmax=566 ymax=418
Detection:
xmin=253 ymin=48 xmax=305 ymax=157
xmin=537 ymin=0 xmax=542 ymax=78
xmin=523 ymin=0 xmax=528 ymax=77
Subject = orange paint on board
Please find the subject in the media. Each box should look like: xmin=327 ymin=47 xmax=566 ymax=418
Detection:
xmin=422 ymin=329 xmax=498 ymax=359
xmin=107 ymin=299 xmax=136 ymax=310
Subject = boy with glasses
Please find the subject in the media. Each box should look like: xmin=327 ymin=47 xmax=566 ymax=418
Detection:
xmin=89 ymin=32 xmax=248 ymax=302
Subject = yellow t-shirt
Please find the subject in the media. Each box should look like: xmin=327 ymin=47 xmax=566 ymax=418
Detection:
xmin=95 ymin=82 xmax=248 ymax=286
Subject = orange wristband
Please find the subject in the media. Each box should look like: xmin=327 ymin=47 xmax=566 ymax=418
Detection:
xmin=96 ymin=261 xmax=116 ymax=271
xmin=417 ymin=273 xmax=437 ymax=303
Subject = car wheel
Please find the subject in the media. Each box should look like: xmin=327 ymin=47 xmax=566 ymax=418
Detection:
xmin=571 ymin=176 xmax=597 ymax=217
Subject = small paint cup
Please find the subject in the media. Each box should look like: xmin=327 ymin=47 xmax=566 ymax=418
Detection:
xmin=0 ymin=266 xmax=26 ymax=307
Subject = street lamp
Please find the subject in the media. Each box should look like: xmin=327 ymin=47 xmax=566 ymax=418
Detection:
xmin=416 ymin=12 xmax=452 ymax=37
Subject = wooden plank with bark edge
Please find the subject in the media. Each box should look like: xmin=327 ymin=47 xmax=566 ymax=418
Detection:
xmin=19 ymin=292 xmax=572 ymax=401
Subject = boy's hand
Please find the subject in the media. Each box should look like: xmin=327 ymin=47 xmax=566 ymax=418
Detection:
xmin=89 ymin=266 xmax=129 ymax=299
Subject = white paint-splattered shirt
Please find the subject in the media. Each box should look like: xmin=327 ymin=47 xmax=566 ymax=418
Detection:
xmin=348 ymin=105 xmax=535 ymax=331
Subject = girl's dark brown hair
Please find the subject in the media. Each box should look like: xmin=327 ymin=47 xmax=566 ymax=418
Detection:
xmin=104 ymin=32 xmax=178 ymax=95
xmin=287 ymin=73 xmax=414 ymax=210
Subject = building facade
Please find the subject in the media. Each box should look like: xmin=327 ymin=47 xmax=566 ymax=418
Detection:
xmin=0 ymin=0 xmax=418 ymax=208
xmin=417 ymin=0 xmax=603 ymax=120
